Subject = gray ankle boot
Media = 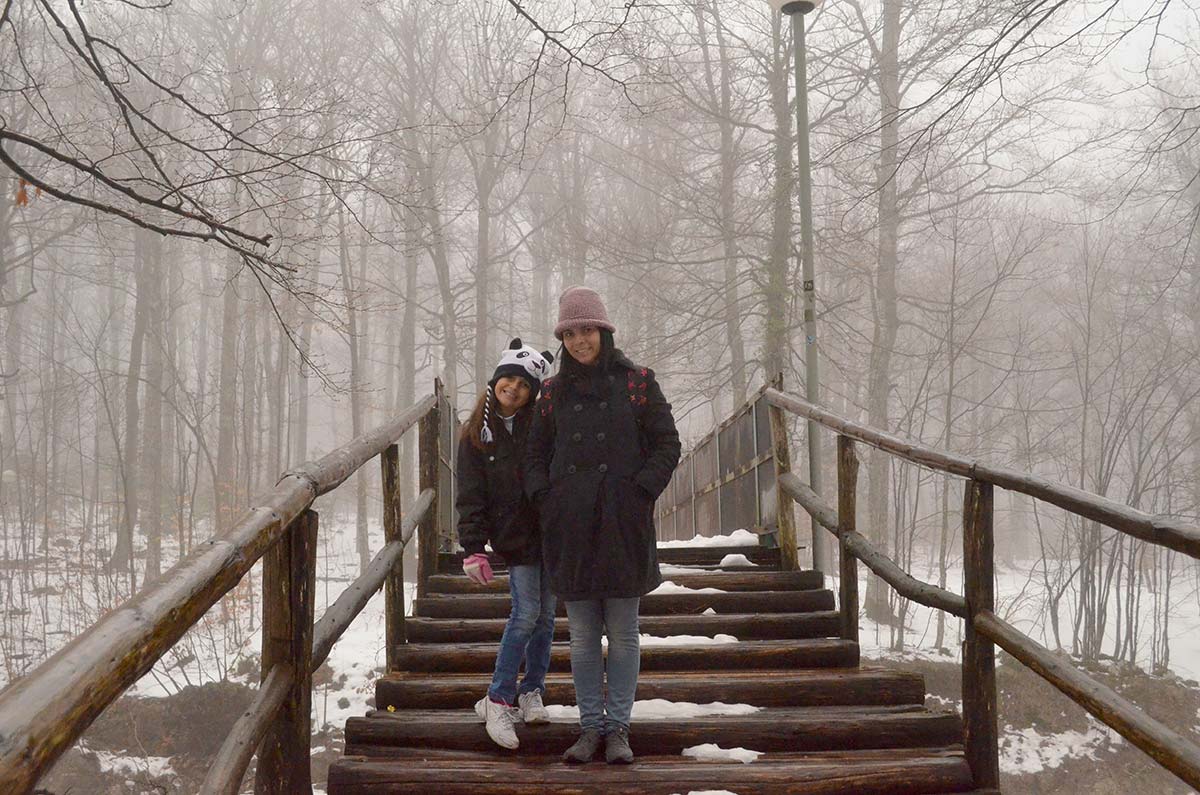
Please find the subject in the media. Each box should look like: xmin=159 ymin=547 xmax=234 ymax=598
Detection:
xmin=605 ymin=726 xmax=634 ymax=764
xmin=563 ymin=728 xmax=604 ymax=763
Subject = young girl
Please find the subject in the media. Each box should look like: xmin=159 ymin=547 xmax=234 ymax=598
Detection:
xmin=457 ymin=339 xmax=555 ymax=750
xmin=525 ymin=286 xmax=681 ymax=764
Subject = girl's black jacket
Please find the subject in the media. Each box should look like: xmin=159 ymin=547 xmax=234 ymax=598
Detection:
xmin=455 ymin=409 xmax=541 ymax=565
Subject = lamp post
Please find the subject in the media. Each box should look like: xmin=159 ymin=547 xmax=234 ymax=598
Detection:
xmin=768 ymin=0 xmax=831 ymax=574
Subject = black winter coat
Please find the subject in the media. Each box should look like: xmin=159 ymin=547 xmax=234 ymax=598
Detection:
xmin=455 ymin=410 xmax=541 ymax=565
xmin=524 ymin=351 xmax=681 ymax=600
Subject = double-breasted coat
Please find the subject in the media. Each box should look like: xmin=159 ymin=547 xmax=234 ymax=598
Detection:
xmin=524 ymin=352 xmax=681 ymax=600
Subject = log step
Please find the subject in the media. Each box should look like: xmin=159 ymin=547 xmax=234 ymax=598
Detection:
xmin=405 ymin=610 xmax=842 ymax=643
xmin=436 ymin=545 xmax=782 ymax=574
xmin=414 ymin=588 xmax=835 ymax=619
xmin=424 ymin=569 xmax=823 ymax=594
xmin=392 ymin=639 xmax=858 ymax=674
xmin=376 ymin=666 xmax=928 ymax=710
xmin=345 ymin=705 xmax=963 ymax=756
xmin=327 ymin=748 xmax=976 ymax=794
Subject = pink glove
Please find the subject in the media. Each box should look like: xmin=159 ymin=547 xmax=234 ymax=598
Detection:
xmin=462 ymin=553 xmax=494 ymax=585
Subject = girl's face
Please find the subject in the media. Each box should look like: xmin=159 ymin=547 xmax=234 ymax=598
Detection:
xmin=563 ymin=326 xmax=601 ymax=366
xmin=493 ymin=376 xmax=532 ymax=416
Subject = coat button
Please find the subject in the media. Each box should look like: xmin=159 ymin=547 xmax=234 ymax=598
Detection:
xmin=598 ymin=464 xmax=608 ymax=473
xmin=596 ymin=432 xmax=606 ymax=441
xmin=573 ymin=403 xmax=583 ymax=412
xmin=567 ymin=464 xmax=577 ymax=474
xmin=599 ymin=401 xmax=608 ymax=409
xmin=572 ymin=432 xmax=582 ymax=442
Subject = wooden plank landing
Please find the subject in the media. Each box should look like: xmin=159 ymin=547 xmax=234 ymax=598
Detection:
xmin=329 ymin=545 xmax=979 ymax=793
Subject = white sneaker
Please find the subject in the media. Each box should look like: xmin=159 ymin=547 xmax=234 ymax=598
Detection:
xmin=518 ymin=690 xmax=550 ymax=724
xmin=474 ymin=695 xmax=520 ymax=749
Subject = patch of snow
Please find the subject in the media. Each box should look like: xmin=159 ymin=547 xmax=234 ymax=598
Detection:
xmin=637 ymin=633 xmax=738 ymax=646
xmin=545 ymin=699 xmax=760 ymax=722
xmin=682 ymin=743 xmax=763 ymax=764
xmin=597 ymin=632 xmax=738 ymax=647
xmin=718 ymin=553 xmax=757 ymax=568
xmin=658 ymin=529 xmax=759 ymax=548
xmin=1000 ymin=719 xmax=1121 ymax=774
xmin=660 ymin=564 xmax=717 ymax=576
xmin=649 ymin=580 xmax=726 ymax=595
xmin=703 ymin=607 xmax=717 ymax=615
xmin=85 ymin=746 xmax=175 ymax=779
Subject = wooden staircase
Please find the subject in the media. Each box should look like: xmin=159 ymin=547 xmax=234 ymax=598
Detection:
xmin=327 ymin=546 xmax=988 ymax=794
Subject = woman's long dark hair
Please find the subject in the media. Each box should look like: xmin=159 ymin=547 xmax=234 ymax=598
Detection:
xmin=557 ymin=329 xmax=616 ymax=380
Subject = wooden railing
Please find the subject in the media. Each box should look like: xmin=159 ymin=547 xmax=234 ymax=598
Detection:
xmin=656 ymin=378 xmax=800 ymax=570
xmin=0 ymin=382 xmax=455 ymax=795
xmin=766 ymin=387 xmax=1200 ymax=791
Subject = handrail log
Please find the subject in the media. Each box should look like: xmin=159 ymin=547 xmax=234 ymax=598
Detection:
xmin=974 ymin=610 xmax=1200 ymax=790
xmin=311 ymin=488 xmax=434 ymax=669
xmin=198 ymin=663 xmax=294 ymax=795
xmin=779 ymin=472 xmax=968 ymax=618
xmin=766 ymin=389 xmax=1200 ymax=559
xmin=199 ymin=481 xmax=433 ymax=795
xmin=285 ymin=395 xmax=437 ymax=497
xmin=0 ymin=395 xmax=435 ymax=795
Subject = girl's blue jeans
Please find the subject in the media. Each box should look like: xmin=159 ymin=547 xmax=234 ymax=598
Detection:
xmin=564 ymin=597 xmax=641 ymax=733
xmin=487 ymin=562 xmax=556 ymax=705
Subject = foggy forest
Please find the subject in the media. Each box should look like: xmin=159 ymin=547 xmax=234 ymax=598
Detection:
xmin=2 ymin=0 xmax=1200 ymax=792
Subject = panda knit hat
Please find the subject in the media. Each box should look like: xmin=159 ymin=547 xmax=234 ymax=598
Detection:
xmin=481 ymin=338 xmax=554 ymax=444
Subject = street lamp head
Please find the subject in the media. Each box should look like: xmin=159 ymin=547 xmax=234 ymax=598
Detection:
xmin=767 ymin=0 xmax=819 ymax=14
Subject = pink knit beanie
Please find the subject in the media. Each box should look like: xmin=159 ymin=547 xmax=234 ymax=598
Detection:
xmin=553 ymin=286 xmax=616 ymax=339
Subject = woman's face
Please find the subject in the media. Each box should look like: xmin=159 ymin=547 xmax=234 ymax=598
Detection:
xmin=563 ymin=326 xmax=601 ymax=366
xmin=493 ymin=376 xmax=532 ymax=416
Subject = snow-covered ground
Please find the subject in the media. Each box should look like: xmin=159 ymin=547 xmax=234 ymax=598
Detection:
xmin=840 ymin=560 xmax=1200 ymax=684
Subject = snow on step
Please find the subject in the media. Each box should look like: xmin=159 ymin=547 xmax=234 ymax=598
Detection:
xmin=650 ymin=580 xmax=727 ymax=595
xmin=544 ymin=699 xmax=762 ymax=722
xmin=682 ymin=743 xmax=764 ymax=764
xmin=658 ymin=529 xmax=760 ymax=547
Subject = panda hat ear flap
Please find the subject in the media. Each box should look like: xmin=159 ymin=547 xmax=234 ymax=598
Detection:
xmin=509 ymin=337 xmax=523 ymax=350
xmin=541 ymin=350 xmax=554 ymax=364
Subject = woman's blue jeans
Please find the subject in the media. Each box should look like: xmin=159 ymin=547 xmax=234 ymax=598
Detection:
xmin=487 ymin=563 xmax=556 ymax=705
xmin=564 ymin=597 xmax=640 ymax=733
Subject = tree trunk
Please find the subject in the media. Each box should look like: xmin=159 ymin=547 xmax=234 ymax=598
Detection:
xmin=214 ymin=254 xmax=241 ymax=531
xmin=419 ymin=155 xmax=460 ymax=398
xmin=473 ymin=160 xmax=494 ymax=394
xmin=697 ymin=0 xmax=748 ymax=403
xmin=337 ymin=203 xmax=369 ymax=573
xmin=566 ymin=137 xmax=588 ymax=285
xmin=864 ymin=0 xmax=902 ymax=623
xmin=400 ymin=199 xmax=420 ymax=505
xmin=111 ymin=235 xmax=149 ymax=573
xmin=142 ymin=229 xmax=164 ymax=581
xmin=765 ymin=13 xmax=793 ymax=381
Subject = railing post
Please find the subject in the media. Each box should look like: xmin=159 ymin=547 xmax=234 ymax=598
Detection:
xmin=837 ymin=436 xmax=859 ymax=641
xmin=417 ymin=382 xmax=442 ymax=599
xmin=768 ymin=377 xmax=800 ymax=571
xmin=255 ymin=509 xmax=317 ymax=795
xmin=381 ymin=443 xmax=405 ymax=670
xmin=962 ymin=479 xmax=1000 ymax=789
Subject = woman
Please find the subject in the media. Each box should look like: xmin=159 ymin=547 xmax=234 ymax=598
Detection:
xmin=457 ymin=338 xmax=555 ymax=750
xmin=525 ymin=286 xmax=681 ymax=764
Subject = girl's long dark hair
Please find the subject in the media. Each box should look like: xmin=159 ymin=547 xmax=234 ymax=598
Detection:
xmin=557 ymin=329 xmax=616 ymax=380
xmin=460 ymin=388 xmax=531 ymax=451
